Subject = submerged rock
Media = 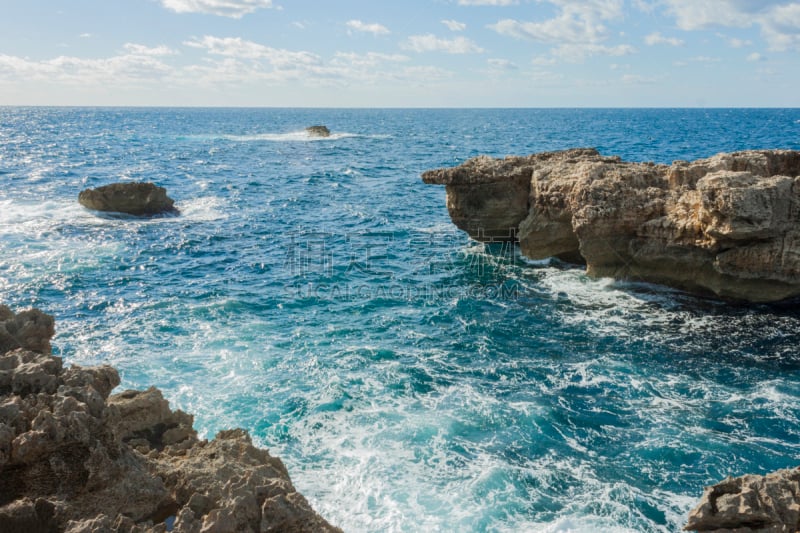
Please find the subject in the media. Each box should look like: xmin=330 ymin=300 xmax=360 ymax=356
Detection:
xmin=0 ymin=306 xmax=340 ymax=533
xmin=78 ymin=182 xmax=178 ymax=216
xmin=423 ymin=148 xmax=800 ymax=302
xmin=685 ymin=468 xmax=800 ymax=532
xmin=305 ymin=125 xmax=331 ymax=138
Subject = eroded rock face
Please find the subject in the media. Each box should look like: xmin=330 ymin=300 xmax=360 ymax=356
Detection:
xmin=685 ymin=468 xmax=800 ymax=532
xmin=0 ymin=306 xmax=340 ymax=533
xmin=78 ymin=182 xmax=178 ymax=216
xmin=0 ymin=304 xmax=55 ymax=355
xmin=422 ymin=149 xmax=800 ymax=302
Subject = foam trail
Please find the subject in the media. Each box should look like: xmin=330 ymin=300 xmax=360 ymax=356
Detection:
xmin=185 ymin=131 xmax=389 ymax=142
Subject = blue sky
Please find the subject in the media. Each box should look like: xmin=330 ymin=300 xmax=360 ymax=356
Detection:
xmin=1 ymin=0 xmax=799 ymax=107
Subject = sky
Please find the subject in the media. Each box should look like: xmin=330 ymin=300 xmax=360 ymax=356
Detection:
xmin=1 ymin=0 xmax=799 ymax=107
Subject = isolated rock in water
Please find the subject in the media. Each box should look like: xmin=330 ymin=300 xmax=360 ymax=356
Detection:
xmin=78 ymin=182 xmax=177 ymax=216
xmin=0 ymin=306 xmax=341 ymax=533
xmin=305 ymin=125 xmax=331 ymax=137
xmin=685 ymin=468 xmax=800 ymax=532
xmin=423 ymin=149 xmax=800 ymax=302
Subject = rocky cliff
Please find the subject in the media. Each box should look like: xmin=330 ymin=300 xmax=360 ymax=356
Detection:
xmin=422 ymin=148 xmax=800 ymax=302
xmin=0 ymin=305 xmax=340 ymax=533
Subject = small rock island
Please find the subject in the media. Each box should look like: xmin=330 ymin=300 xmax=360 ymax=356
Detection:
xmin=78 ymin=182 xmax=178 ymax=216
xmin=305 ymin=126 xmax=331 ymax=138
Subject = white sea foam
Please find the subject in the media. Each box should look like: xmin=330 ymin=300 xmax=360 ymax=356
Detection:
xmin=189 ymin=131 xmax=388 ymax=143
xmin=173 ymin=196 xmax=228 ymax=222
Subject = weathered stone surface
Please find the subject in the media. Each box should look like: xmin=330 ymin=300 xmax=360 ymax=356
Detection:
xmin=78 ymin=182 xmax=178 ymax=216
xmin=685 ymin=468 xmax=800 ymax=532
xmin=0 ymin=305 xmax=55 ymax=355
xmin=0 ymin=306 xmax=340 ymax=533
xmin=423 ymin=149 xmax=800 ymax=302
xmin=305 ymin=125 xmax=331 ymax=137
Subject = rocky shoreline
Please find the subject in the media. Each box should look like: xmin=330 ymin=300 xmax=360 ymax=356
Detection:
xmin=0 ymin=305 xmax=340 ymax=532
xmin=423 ymin=148 xmax=800 ymax=302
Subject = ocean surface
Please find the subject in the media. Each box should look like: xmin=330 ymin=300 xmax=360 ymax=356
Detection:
xmin=2 ymin=107 xmax=800 ymax=532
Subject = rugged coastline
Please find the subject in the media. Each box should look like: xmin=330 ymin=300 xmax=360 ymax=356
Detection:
xmin=424 ymin=148 xmax=800 ymax=531
xmin=423 ymin=148 xmax=800 ymax=302
xmin=0 ymin=305 xmax=340 ymax=532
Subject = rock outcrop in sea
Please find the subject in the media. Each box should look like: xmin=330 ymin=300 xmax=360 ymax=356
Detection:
xmin=78 ymin=182 xmax=178 ymax=216
xmin=305 ymin=126 xmax=330 ymax=138
xmin=423 ymin=148 xmax=800 ymax=302
xmin=685 ymin=468 xmax=800 ymax=532
xmin=0 ymin=305 xmax=340 ymax=533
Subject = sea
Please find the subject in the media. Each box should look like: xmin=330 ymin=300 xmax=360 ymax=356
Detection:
xmin=2 ymin=107 xmax=800 ymax=532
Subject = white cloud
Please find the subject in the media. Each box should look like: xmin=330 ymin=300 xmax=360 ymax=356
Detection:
xmin=458 ymin=0 xmax=518 ymax=5
xmin=0 ymin=35 xmax=456 ymax=97
xmin=718 ymin=34 xmax=753 ymax=48
xmin=160 ymin=0 xmax=274 ymax=18
xmin=689 ymin=55 xmax=721 ymax=62
xmin=621 ymin=73 xmax=658 ymax=84
xmin=662 ymin=0 xmax=756 ymax=30
xmin=403 ymin=34 xmax=485 ymax=53
xmin=346 ymin=20 xmax=391 ymax=36
xmin=631 ymin=0 xmax=657 ymax=12
xmin=489 ymin=17 xmax=603 ymax=43
xmin=529 ymin=70 xmax=564 ymax=83
xmin=489 ymin=1 xmax=634 ymax=62
xmin=331 ymin=52 xmax=409 ymax=68
xmin=644 ymin=32 xmax=684 ymax=46
xmin=487 ymin=58 xmax=518 ymax=70
xmin=670 ymin=55 xmax=720 ymax=66
xmin=442 ymin=19 xmax=467 ymax=31
xmin=760 ymin=2 xmax=800 ymax=50
xmin=184 ymin=36 xmax=320 ymax=67
xmin=746 ymin=51 xmax=766 ymax=61
xmin=552 ymin=43 xmax=635 ymax=61
xmin=182 ymin=38 xmax=448 ymax=87
xmin=488 ymin=1 xmax=624 ymax=44
xmin=662 ymin=0 xmax=800 ymax=51
xmin=123 ymin=43 xmax=178 ymax=56
xmin=532 ymin=55 xmax=556 ymax=65
xmin=79 ymin=33 xmax=92 ymax=39
xmin=0 ymin=43 xmax=176 ymax=85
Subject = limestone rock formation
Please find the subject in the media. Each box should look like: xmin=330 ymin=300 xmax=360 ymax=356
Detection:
xmin=0 ymin=304 xmax=55 ymax=355
xmin=305 ymin=126 xmax=330 ymax=138
xmin=78 ymin=182 xmax=178 ymax=216
xmin=0 ymin=306 xmax=340 ymax=533
xmin=685 ymin=468 xmax=800 ymax=532
xmin=422 ymin=148 xmax=800 ymax=302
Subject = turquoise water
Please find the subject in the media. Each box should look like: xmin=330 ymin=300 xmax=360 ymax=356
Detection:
xmin=2 ymin=107 xmax=800 ymax=532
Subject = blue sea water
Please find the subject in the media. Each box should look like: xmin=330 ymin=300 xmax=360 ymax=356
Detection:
xmin=2 ymin=107 xmax=800 ymax=532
